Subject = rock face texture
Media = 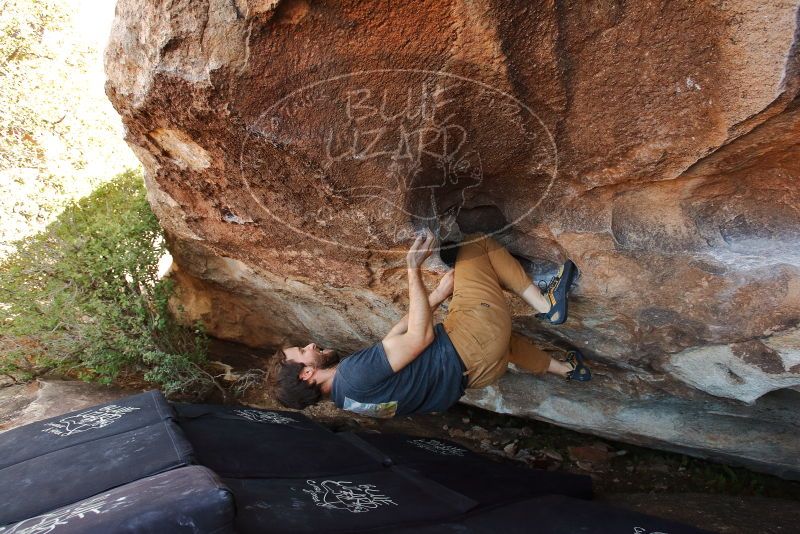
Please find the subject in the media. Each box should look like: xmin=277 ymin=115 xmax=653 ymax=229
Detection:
xmin=0 ymin=380 xmax=131 ymax=432
xmin=106 ymin=1 xmax=800 ymax=477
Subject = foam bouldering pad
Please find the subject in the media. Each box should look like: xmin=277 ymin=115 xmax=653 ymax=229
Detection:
xmin=0 ymin=419 xmax=193 ymax=526
xmin=0 ymin=466 xmax=235 ymax=534
xmin=408 ymin=458 xmax=592 ymax=506
xmin=347 ymin=432 xmax=486 ymax=465
xmin=175 ymin=404 xmax=382 ymax=478
xmin=224 ymin=467 xmax=478 ymax=533
xmin=0 ymin=394 xmax=709 ymax=533
xmin=0 ymin=390 xmax=175 ymax=470
xmin=345 ymin=432 xmax=593 ymax=505
xmin=385 ymin=494 xmax=712 ymax=533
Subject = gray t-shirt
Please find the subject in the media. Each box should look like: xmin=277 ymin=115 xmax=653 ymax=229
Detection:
xmin=331 ymin=323 xmax=466 ymax=418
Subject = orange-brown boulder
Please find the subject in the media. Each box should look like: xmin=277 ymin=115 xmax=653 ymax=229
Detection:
xmin=105 ymin=0 xmax=800 ymax=478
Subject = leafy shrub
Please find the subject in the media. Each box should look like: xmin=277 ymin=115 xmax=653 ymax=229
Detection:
xmin=0 ymin=169 xmax=214 ymax=398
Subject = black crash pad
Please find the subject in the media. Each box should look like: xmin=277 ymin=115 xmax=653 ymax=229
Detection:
xmin=0 ymin=466 xmax=235 ymax=534
xmin=224 ymin=467 xmax=477 ymax=534
xmin=0 ymin=393 xmax=709 ymax=534
xmin=0 ymin=390 xmax=174 ymax=470
xmin=348 ymin=432 xmax=486 ymax=465
xmin=0 ymin=419 xmax=192 ymax=526
xmin=175 ymin=403 xmax=381 ymax=478
xmin=346 ymin=432 xmax=593 ymax=505
xmin=387 ymin=494 xmax=711 ymax=534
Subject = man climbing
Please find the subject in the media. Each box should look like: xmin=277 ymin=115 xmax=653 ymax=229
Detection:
xmin=270 ymin=229 xmax=591 ymax=417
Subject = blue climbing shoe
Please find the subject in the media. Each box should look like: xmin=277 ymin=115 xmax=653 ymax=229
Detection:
xmin=565 ymin=350 xmax=592 ymax=381
xmin=536 ymin=259 xmax=578 ymax=325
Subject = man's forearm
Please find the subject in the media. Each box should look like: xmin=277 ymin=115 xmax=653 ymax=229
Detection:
xmin=386 ymin=289 xmax=446 ymax=338
xmin=382 ymin=230 xmax=440 ymax=372
xmin=405 ymin=267 xmax=434 ymax=345
xmin=427 ymin=287 xmax=449 ymax=309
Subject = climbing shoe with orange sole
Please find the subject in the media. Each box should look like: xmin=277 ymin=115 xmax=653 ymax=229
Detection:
xmin=536 ymin=259 xmax=578 ymax=325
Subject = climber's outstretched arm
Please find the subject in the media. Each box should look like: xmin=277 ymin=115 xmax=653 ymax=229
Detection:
xmin=382 ymin=230 xmax=444 ymax=372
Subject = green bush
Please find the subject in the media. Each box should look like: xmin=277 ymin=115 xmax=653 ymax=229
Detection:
xmin=0 ymin=169 xmax=214 ymax=398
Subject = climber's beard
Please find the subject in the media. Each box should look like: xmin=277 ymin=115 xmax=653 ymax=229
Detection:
xmin=316 ymin=348 xmax=340 ymax=369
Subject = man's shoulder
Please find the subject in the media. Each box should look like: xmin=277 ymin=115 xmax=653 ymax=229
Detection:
xmin=333 ymin=340 xmax=394 ymax=394
xmin=338 ymin=340 xmax=389 ymax=371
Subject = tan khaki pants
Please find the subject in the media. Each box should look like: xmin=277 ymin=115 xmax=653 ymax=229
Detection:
xmin=443 ymin=234 xmax=551 ymax=388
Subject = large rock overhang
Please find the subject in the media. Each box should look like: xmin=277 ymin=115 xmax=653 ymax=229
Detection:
xmin=105 ymin=0 xmax=800 ymax=478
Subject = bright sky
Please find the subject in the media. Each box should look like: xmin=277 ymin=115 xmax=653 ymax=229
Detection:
xmin=74 ymin=0 xmax=119 ymax=52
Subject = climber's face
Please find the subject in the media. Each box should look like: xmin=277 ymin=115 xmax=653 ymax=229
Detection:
xmin=283 ymin=342 xmax=338 ymax=371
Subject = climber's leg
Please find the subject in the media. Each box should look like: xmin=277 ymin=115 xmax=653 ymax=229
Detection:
xmin=507 ymin=333 xmax=573 ymax=376
xmin=448 ymin=232 xmax=577 ymax=321
xmin=443 ymin=234 xmax=515 ymax=388
xmin=548 ymin=358 xmax=574 ymax=377
xmin=443 ymin=233 xmax=589 ymax=386
xmin=508 ymin=333 xmax=551 ymax=375
xmin=451 ymin=233 xmax=534 ymax=299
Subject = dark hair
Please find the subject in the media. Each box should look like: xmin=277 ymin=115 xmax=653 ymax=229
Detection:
xmin=269 ymin=349 xmax=323 ymax=409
